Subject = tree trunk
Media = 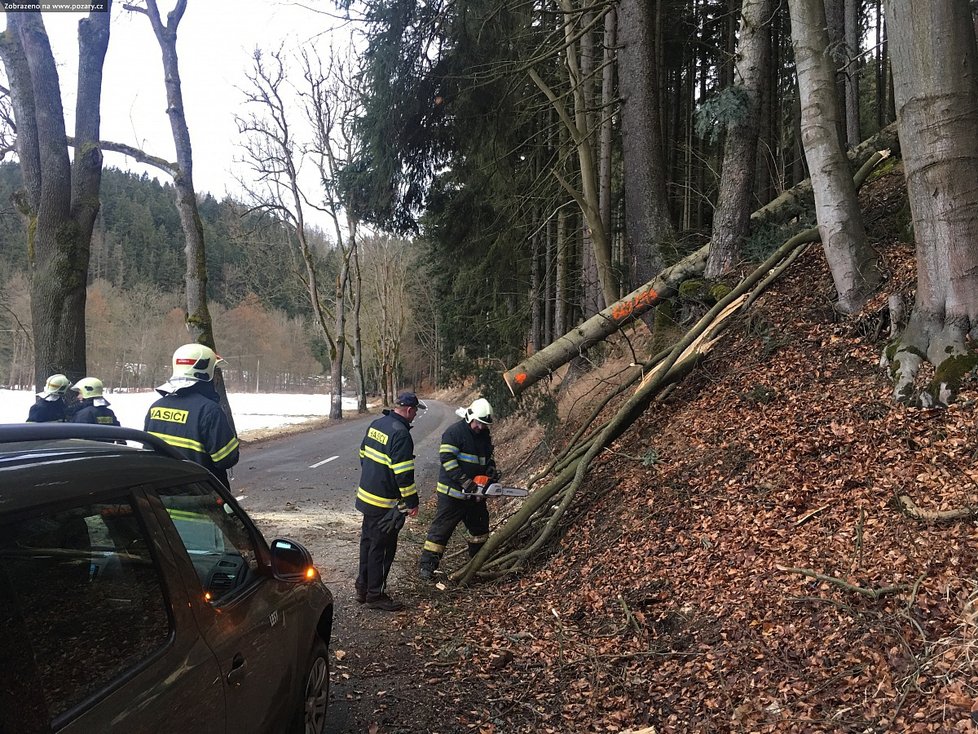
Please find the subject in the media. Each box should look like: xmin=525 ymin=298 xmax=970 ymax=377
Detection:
xmin=706 ymin=0 xmax=773 ymax=279
xmin=141 ymin=0 xmax=234 ymax=427
xmin=617 ymin=0 xmax=675 ymax=289
xmin=351 ymin=237 xmax=368 ymax=413
xmin=751 ymin=122 xmax=899 ymax=229
xmin=788 ymin=0 xmax=879 ymax=313
xmin=0 ymin=7 xmax=110 ymax=388
xmin=883 ymin=0 xmax=978 ymax=406
xmin=503 ymin=149 xmax=888 ymax=396
xmin=843 ymin=0 xmax=861 ymax=146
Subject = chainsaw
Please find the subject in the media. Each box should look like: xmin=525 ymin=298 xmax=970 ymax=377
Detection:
xmin=463 ymin=474 xmax=529 ymax=498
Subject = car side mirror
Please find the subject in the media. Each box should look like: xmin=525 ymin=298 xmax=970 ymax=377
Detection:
xmin=269 ymin=538 xmax=318 ymax=582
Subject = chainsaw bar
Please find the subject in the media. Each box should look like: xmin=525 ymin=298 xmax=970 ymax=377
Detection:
xmin=481 ymin=482 xmax=529 ymax=497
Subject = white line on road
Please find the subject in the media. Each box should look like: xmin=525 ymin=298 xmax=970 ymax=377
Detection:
xmin=309 ymin=455 xmax=339 ymax=469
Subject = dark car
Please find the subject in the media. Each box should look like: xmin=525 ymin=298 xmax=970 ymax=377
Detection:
xmin=0 ymin=424 xmax=333 ymax=734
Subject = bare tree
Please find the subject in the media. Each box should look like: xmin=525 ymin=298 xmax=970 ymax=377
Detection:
xmin=0 ymin=7 xmax=110 ymax=388
xmin=125 ymin=0 xmax=234 ymax=424
xmin=237 ymin=48 xmax=355 ymax=419
xmin=788 ymin=0 xmax=879 ymax=313
xmin=300 ymin=49 xmax=363 ymax=419
xmin=359 ymin=234 xmax=409 ymax=404
xmin=529 ymin=0 xmax=618 ymax=310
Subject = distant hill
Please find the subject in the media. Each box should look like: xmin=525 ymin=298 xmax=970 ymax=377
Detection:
xmin=0 ymin=162 xmax=322 ymax=316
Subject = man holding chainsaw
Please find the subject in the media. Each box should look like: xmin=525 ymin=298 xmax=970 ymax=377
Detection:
xmin=419 ymin=397 xmax=499 ymax=580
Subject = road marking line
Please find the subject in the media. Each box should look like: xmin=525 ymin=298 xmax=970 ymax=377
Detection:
xmin=309 ymin=455 xmax=339 ymax=469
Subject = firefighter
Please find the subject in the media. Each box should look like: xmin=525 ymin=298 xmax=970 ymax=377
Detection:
xmin=70 ymin=378 xmax=120 ymax=426
xmin=355 ymin=391 xmax=425 ymax=611
xmin=419 ymin=397 xmax=499 ymax=581
xmin=144 ymin=344 xmax=239 ymax=488
xmin=26 ymin=374 xmax=73 ymax=422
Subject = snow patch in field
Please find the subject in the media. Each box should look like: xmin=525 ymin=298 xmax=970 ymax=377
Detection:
xmin=0 ymin=389 xmax=358 ymax=436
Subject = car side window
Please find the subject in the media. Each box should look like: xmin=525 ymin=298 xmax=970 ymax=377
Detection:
xmin=0 ymin=500 xmax=171 ymax=722
xmin=157 ymin=483 xmax=260 ymax=604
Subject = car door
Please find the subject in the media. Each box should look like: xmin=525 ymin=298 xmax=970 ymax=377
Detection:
xmin=149 ymin=480 xmax=310 ymax=733
xmin=0 ymin=491 xmax=226 ymax=734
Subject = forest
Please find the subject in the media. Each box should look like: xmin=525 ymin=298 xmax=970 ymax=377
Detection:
xmin=0 ymin=0 xmax=974 ymax=417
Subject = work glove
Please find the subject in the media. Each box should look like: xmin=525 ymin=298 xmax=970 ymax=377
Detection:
xmin=377 ymin=506 xmax=407 ymax=535
xmin=487 ymin=466 xmax=501 ymax=482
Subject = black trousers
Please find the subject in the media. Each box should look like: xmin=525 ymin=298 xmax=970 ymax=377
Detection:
xmin=419 ymin=493 xmax=490 ymax=572
xmin=357 ymin=511 xmax=399 ymax=597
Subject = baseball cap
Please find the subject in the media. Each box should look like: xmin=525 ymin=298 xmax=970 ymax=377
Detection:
xmin=395 ymin=391 xmax=427 ymax=410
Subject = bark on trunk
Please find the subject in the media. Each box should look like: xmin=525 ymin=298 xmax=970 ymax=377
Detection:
xmin=883 ymin=0 xmax=978 ymax=406
xmin=843 ymin=0 xmax=861 ymax=146
xmin=789 ymin=0 xmax=879 ymax=313
xmin=0 ymin=8 xmax=110 ymax=387
xmin=617 ymin=0 xmax=675 ymax=288
xmin=706 ymin=0 xmax=773 ymax=279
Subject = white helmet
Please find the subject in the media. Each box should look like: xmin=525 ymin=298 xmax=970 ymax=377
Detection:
xmin=71 ymin=377 xmax=104 ymax=399
xmin=463 ymin=397 xmax=493 ymax=425
xmin=171 ymin=343 xmax=226 ymax=382
xmin=38 ymin=373 xmax=70 ymax=399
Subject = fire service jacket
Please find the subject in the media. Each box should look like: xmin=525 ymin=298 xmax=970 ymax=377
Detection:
xmin=72 ymin=399 xmax=120 ymax=426
xmin=437 ymin=419 xmax=496 ymax=499
xmin=144 ymin=381 xmax=239 ymax=486
xmin=355 ymin=410 xmax=419 ymax=514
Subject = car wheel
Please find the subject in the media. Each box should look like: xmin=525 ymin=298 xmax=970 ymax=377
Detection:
xmin=290 ymin=637 xmax=329 ymax=734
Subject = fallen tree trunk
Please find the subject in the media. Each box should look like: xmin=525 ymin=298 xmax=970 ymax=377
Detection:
xmin=750 ymin=122 xmax=898 ymax=230
xmin=502 ymin=249 xmax=706 ymax=395
xmin=503 ymin=149 xmax=891 ymax=396
xmin=459 ymin=227 xmax=821 ymax=584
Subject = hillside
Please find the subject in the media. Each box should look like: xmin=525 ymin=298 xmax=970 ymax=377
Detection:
xmin=353 ymin=163 xmax=978 ymax=733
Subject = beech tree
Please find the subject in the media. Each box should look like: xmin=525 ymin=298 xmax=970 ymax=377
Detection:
xmin=0 ymin=7 xmax=110 ymax=388
xmin=787 ymin=0 xmax=879 ymax=313
xmin=883 ymin=0 xmax=978 ymax=406
xmin=705 ymin=0 xmax=773 ymax=278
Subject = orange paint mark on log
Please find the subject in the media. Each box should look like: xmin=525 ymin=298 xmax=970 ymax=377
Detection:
xmin=514 ymin=373 xmax=528 ymax=385
xmin=610 ymin=289 xmax=658 ymax=321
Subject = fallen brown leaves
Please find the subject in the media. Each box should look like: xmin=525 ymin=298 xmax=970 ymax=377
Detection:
xmin=399 ymin=170 xmax=978 ymax=733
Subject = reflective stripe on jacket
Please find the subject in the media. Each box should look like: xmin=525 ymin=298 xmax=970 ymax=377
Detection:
xmin=436 ymin=419 xmax=495 ymax=499
xmin=144 ymin=382 xmax=239 ymax=480
xmin=355 ymin=410 xmax=419 ymax=513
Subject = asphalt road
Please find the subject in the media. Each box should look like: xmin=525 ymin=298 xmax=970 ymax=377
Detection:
xmin=233 ymin=398 xmax=458 ymax=507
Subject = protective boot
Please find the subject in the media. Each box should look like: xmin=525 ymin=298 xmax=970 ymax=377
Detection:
xmin=467 ymin=541 xmax=485 ymax=559
xmin=419 ymin=552 xmax=440 ymax=580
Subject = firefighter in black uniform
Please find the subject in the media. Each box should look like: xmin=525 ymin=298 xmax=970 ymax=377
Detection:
xmin=355 ymin=391 xmax=425 ymax=611
xmin=26 ymin=374 xmax=72 ymax=422
xmin=70 ymin=377 xmax=120 ymax=426
xmin=419 ymin=397 xmax=498 ymax=581
xmin=144 ymin=344 xmax=239 ymax=488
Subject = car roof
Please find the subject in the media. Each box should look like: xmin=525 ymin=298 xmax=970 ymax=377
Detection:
xmin=0 ymin=424 xmax=213 ymax=514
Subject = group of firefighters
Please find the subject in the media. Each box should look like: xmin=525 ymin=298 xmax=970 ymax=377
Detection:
xmin=25 ymin=344 xmax=240 ymax=488
xmin=26 ymin=343 xmax=496 ymax=613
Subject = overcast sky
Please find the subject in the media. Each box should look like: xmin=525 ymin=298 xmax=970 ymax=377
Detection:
xmin=30 ymin=0 xmax=353 ymax=200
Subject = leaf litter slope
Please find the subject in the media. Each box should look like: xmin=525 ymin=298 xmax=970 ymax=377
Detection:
xmin=380 ymin=166 xmax=978 ymax=734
